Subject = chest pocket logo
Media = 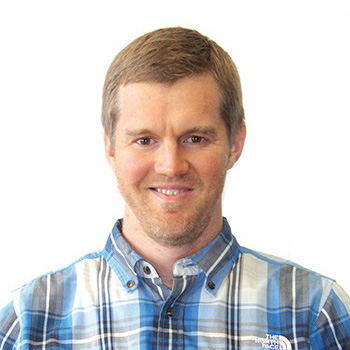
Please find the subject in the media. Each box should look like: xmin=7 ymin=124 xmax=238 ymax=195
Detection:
xmin=254 ymin=334 xmax=292 ymax=349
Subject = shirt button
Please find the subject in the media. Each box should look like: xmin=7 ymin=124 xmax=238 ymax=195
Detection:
xmin=167 ymin=308 xmax=175 ymax=317
xmin=143 ymin=265 xmax=151 ymax=275
xmin=207 ymin=281 xmax=216 ymax=290
xmin=127 ymin=280 xmax=135 ymax=288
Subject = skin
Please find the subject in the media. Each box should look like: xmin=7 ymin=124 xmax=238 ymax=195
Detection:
xmin=105 ymin=73 xmax=246 ymax=287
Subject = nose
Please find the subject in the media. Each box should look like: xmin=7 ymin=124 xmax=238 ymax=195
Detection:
xmin=154 ymin=141 xmax=189 ymax=177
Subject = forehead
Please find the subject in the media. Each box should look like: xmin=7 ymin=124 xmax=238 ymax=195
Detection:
xmin=116 ymin=74 xmax=224 ymax=132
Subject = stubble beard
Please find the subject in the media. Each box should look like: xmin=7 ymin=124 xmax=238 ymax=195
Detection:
xmin=117 ymin=173 xmax=227 ymax=247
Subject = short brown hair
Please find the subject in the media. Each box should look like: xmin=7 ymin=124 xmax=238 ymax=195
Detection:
xmin=102 ymin=27 xmax=244 ymax=144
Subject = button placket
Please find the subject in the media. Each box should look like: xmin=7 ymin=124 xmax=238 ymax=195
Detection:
xmin=167 ymin=307 xmax=175 ymax=317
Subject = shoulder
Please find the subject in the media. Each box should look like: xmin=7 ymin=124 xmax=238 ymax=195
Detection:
xmin=10 ymin=250 xmax=104 ymax=314
xmin=0 ymin=251 xmax=104 ymax=347
xmin=237 ymin=246 xmax=336 ymax=307
xmin=239 ymin=245 xmax=333 ymax=280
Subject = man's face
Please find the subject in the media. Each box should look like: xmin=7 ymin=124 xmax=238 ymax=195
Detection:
xmin=105 ymin=73 xmax=245 ymax=247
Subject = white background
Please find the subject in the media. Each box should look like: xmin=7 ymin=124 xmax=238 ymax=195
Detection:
xmin=0 ymin=0 xmax=349 ymax=305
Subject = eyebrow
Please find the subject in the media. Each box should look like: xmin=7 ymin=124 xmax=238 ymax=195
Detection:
xmin=125 ymin=126 xmax=218 ymax=138
xmin=182 ymin=127 xmax=218 ymax=138
xmin=125 ymin=129 xmax=153 ymax=138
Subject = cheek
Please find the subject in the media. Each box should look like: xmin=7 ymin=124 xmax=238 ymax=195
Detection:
xmin=192 ymin=154 xmax=228 ymax=178
xmin=115 ymin=154 xmax=152 ymax=184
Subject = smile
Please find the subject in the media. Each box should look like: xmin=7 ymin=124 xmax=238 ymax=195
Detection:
xmin=155 ymin=188 xmax=187 ymax=196
xmin=149 ymin=187 xmax=193 ymax=197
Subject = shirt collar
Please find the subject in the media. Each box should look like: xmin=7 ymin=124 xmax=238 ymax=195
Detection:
xmin=102 ymin=219 xmax=141 ymax=291
xmin=174 ymin=217 xmax=241 ymax=295
xmin=102 ymin=218 xmax=241 ymax=294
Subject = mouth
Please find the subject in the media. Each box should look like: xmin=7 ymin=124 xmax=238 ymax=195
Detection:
xmin=149 ymin=187 xmax=193 ymax=197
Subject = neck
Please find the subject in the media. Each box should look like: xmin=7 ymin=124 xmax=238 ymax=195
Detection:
xmin=121 ymin=208 xmax=223 ymax=288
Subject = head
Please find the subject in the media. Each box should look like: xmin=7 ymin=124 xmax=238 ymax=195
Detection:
xmin=103 ymin=27 xmax=246 ymax=248
xmin=102 ymin=27 xmax=244 ymax=147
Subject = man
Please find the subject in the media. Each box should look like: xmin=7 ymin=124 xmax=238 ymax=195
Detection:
xmin=0 ymin=27 xmax=349 ymax=350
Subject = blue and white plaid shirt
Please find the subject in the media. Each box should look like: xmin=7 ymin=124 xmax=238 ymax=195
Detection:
xmin=1 ymin=218 xmax=350 ymax=349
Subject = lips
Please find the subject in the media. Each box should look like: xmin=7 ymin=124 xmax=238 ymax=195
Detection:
xmin=149 ymin=186 xmax=193 ymax=196
xmin=154 ymin=188 xmax=187 ymax=196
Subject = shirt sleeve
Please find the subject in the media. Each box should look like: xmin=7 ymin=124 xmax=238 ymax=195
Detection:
xmin=0 ymin=301 xmax=20 ymax=350
xmin=310 ymin=281 xmax=350 ymax=349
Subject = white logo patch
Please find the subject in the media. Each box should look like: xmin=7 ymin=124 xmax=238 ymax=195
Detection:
xmin=254 ymin=334 xmax=292 ymax=349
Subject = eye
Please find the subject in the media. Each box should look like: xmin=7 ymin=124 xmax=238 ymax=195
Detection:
xmin=186 ymin=135 xmax=206 ymax=144
xmin=135 ymin=137 xmax=155 ymax=146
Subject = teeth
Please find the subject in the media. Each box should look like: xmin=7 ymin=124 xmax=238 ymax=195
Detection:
xmin=156 ymin=188 xmax=181 ymax=196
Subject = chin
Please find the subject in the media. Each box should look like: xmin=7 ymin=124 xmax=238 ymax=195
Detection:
xmin=140 ymin=214 xmax=211 ymax=247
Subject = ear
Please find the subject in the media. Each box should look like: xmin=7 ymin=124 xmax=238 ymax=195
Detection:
xmin=227 ymin=124 xmax=246 ymax=170
xmin=104 ymin=132 xmax=116 ymax=168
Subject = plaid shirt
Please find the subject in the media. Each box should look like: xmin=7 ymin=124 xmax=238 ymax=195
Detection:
xmin=1 ymin=218 xmax=350 ymax=349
